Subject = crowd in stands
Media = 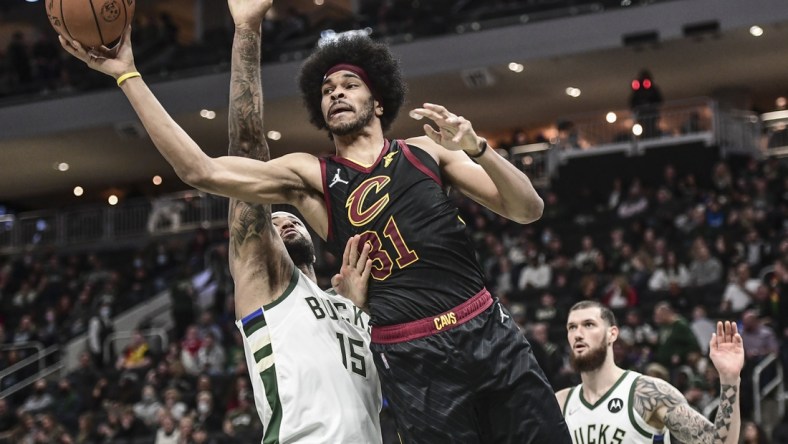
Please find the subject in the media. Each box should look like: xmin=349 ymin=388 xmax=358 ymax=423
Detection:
xmin=0 ymin=150 xmax=787 ymax=442
xmin=0 ymin=0 xmax=670 ymax=103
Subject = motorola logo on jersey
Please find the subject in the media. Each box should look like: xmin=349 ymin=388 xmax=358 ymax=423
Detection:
xmin=346 ymin=176 xmax=391 ymax=227
xmin=608 ymin=398 xmax=624 ymax=413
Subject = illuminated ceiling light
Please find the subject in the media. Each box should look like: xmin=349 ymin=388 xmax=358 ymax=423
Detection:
xmin=632 ymin=124 xmax=643 ymax=136
xmin=508 ymin=63 xmax=524 ymax=73
xmin=776 ymin=97 xmax=787 ymax=108
xmin=749 ymin=25 xmax=764 ymax=37
xmin=108 ymin=195 xmax=119 ymax=205
xmin=606 ymin=112 xmax=617 ymax=123
xmin=73 ymin=186 xmax=84 ymax=197
xmin=565 ymin=87 xmax=581 ymax=98
xmin=267 ymin=130 xmax=282 ymax=141
xmin=152 ymin=175 xmax=163 ymax=186
xmin=55 ymin=162 xmax=69 ymax=172
xmin=200 ymin=109 xmax=216 ymax=120
xmin=314 ymin=0 xmax=324 ymax=4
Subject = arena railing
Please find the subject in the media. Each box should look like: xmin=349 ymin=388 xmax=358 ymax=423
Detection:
xmin=752 ymin=353 xmax=785 ymax=425
xmin=0 ymin=345 xmax=61 ymax=400
xmin=103 ymin=328 xmax=170 ymax=368
xmin=0 ymin=341 xmax=45 ymax=381
xmin=761 ymin=109 xmax=788 ymax=157
xmin=0 ymin=190 xmax=230 ymax=255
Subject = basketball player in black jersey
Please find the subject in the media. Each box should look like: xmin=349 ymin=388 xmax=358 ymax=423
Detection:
xmin=58 ymin=0 xmax=570 ymax=441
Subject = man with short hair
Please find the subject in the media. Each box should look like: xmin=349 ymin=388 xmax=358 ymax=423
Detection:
xmin=556 ymin=300 xmax=744 ymax=444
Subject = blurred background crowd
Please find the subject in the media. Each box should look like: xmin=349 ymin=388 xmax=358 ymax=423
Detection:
xmin=0 ymin=0 xmax=787 ymax=443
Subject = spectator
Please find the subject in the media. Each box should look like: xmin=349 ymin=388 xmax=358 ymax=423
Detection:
xmin=617 ymin=181 xmax=649 ymax=220
xmin=115 ymin=406 xmax=148 ymax=443
xmin=161 ymin=388 xmax=188 ymax=421
xmin=18 ymin=379 xmax=54 ymax=416
xmin=133 ymin=385 xmax=162 ymax=429
xmin=35 ymin=412 xmax=72 ymax=444
xmin=618 ymin=309 xmax=658 ymax=349
xmin=652 ymin=302 xmax=701 ymax=368
xmin=0 ymin=398 xmax=14 ymax=436
xmin=688 ymin=240 xmax=723 ymax=287
xmin=740 ymin=419 xmax=770 ymax=444
xmin=648 ymin=250 xmax=690 ymax=292
xmin=52 ymin=377 xmax=82 ymax=433
xmin=75 ymin=413 xmax=100 ymax=444
xmin=517 ymin=251 xmax=551 ymax=293
xmin=224 ymin=390 xmax=262 ymax=442
xmin=87 ymin=300 xmax=114 ymax=368
xmin=116 ymin=330 xmax=153 ymax=374
xmin=154 ymin=414 xmax=180 ymax=444
xmin=68 ymin=352 xmax=99 ymax=402
xmin=573 ymin=235 xmax=601 ymax=273
xmin=689 ymin=305 xmax=716 ymax=355
xmin=739 ymin=309 xmax=779 ymax=360
xmin=196 ymin=331 xmax=226 ymax=377
xmin=527 ymin=322 xmax=564 ymax=390
xmin=194 ymin=391 xmax=223 ymax=434
xmin=601 ymin=275 xmax=638 ymax=312
xmin=720 ymin=262 xmax=760 ymax=316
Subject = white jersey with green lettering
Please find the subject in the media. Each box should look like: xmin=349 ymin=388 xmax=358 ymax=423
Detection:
xmin=562 ymin=370 xmax=670 ymax=444
xmin=235 ymin=268 xmax=382 ymax=444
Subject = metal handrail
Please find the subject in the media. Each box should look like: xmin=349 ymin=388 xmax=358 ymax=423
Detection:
xmin=753 ymin=353 xmax=785 ymax=424
xmin=0 ymin=344 xmax=57 ymax=386
xmin=103 ymin=328 xmax=169 ymax=367
xmin=0 ymin=341 xmax=44 ymax=375
xmin=703 ymin=398 xmax=720 ymax=421
xmin=0 ymin=362 xmax=64 ymax=400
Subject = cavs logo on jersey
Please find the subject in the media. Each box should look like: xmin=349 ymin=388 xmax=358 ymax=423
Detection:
xmin=346 ymin=176 xmax=391 ymax=227
xmin=608 ymin=398 xmax=623 ymax=413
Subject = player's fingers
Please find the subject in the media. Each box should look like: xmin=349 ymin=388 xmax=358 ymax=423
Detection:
xmin=709 ymin=333 xmax=716 ymax=352
xmin=725 ymin=320 xmax=733 ymax=342
xmin=357 ymin=242 xmax=371 ymax=269
xmin=361 ymin=259 xmax=372 ymax=282
xmin=341 ymin=235 xmax=352 ymax=268
xmin=423 ymin=103 xmax=450 ymax=118
xmin=452 ymin=120 xmax=470 ymax=143
xmin=349 ymin=235 xmax=360 ymax=266
xmin=423 ymin=124 xmax=441 ymax=143
xmin=411 ymin=107 xmax=447 ymax=124
xmin=717 ymin=321 xmax=724 ymax=340
xmin=331 ymin=274 xmax=340 ymax=288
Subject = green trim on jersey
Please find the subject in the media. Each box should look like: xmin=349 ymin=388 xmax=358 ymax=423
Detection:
xmin=563 ymin=387 xmax=576 ymax=417
xmin=579 ymin=370 xmax=630 ymax=410
xmin=628 ymin=375 xmax=655 ymax=438
xmin=263 ymin=266 xmax=300 ymax=311
xmin=261 ymin=363 xmax=283 ymax=444
xmin=243 ymin=313 xmax=267 ymax=337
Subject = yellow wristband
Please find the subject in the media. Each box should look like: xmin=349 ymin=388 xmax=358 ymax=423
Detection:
xmin=117 ymin=71 xmax=141 ymax=87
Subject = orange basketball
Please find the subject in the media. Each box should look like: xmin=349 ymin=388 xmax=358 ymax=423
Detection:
xmin=46 ymin=0 xmax=135 ymax=48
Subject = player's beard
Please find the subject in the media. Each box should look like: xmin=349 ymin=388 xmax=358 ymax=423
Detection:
xmin=570 ymin=342 xmax=608 ymax=373
xmin=328 ymin=97 xmax=375 ymax=137
xmin=284 ymin=235 xmax=316 ymax=268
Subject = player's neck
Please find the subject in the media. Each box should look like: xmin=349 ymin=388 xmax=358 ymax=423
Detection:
xmin=298 ymin=264 xmax=317 ymax=283
xmin=580 ymin=359 xmax=624 ymax=399
xmin=333 ymin=129 xmax=386 ymax=167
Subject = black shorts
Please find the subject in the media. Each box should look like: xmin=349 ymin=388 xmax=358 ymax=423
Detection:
xmin=371 ymin=291 xmax=572 ymax=444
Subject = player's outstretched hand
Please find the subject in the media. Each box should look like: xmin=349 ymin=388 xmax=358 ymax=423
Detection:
xmin=228 ymin=0 xmax=274 ymax=29
xmin=332 ymin=235 xmax=372 ymax=313
xmin=59 ymin=25 xmax=136 ymax=80
xmin=709 ymin=321 xmax=745 ymax=383
xmin=409 ymin=103 xmax=484 ymax=155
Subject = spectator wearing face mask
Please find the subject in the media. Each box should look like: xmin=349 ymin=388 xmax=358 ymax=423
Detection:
xmin=194 ymin=390 xmax=223 ymax=434
xmin=87 ymin=300 xmax=114 ymax=368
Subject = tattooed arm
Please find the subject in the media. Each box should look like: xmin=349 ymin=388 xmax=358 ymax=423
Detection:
xmin=226 ymin=0 xmax=292 ymax=315
xmin=633 ymin=321 xmax=744 ymax=444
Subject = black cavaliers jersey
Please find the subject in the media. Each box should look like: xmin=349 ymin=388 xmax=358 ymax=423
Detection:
xmin=320 ymin=139 xmax=485 ymax=326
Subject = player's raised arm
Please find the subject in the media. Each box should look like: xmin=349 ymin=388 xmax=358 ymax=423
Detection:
xmin=407 ymin=103 xmax=543 ymax=224
xmin=58 ymin=26 xmax=325 ymax=234
xmin=633 ymin=321 xmax=742 ymax=444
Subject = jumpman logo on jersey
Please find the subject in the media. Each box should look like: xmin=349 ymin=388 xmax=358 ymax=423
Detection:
xmin=329 ymin=168 xmax=349 ymax=188
xmin=383 ymin=151 xmax=398 ymax=168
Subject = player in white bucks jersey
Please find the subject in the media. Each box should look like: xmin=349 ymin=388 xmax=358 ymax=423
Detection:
xmin=235 ymin=215 xmax=381 ymax=444
xmin=224 ymin=1 xmax=381 ymax=442
xmin=556 ymin=301 xmax=744 ymax=444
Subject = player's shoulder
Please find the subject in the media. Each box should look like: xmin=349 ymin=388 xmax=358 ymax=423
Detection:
xmin=554 ymin=387 xmax=574 ymax=413
xmin=632 ymin=374 xmax=686 ymax=410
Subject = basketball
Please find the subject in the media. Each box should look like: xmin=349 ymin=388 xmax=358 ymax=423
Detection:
xmin=46 ymin=0 xmax=135 ymax=48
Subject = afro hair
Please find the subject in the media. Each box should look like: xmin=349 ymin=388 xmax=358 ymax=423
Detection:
xmin=298 ymin=36 xmax=406 ymax=134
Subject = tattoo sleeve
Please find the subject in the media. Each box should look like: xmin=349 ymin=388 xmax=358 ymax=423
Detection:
xmin=228 ymin=26 xmax=270 ymax=252
xmin=633 ymin=377 xmax=740 ymax=444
